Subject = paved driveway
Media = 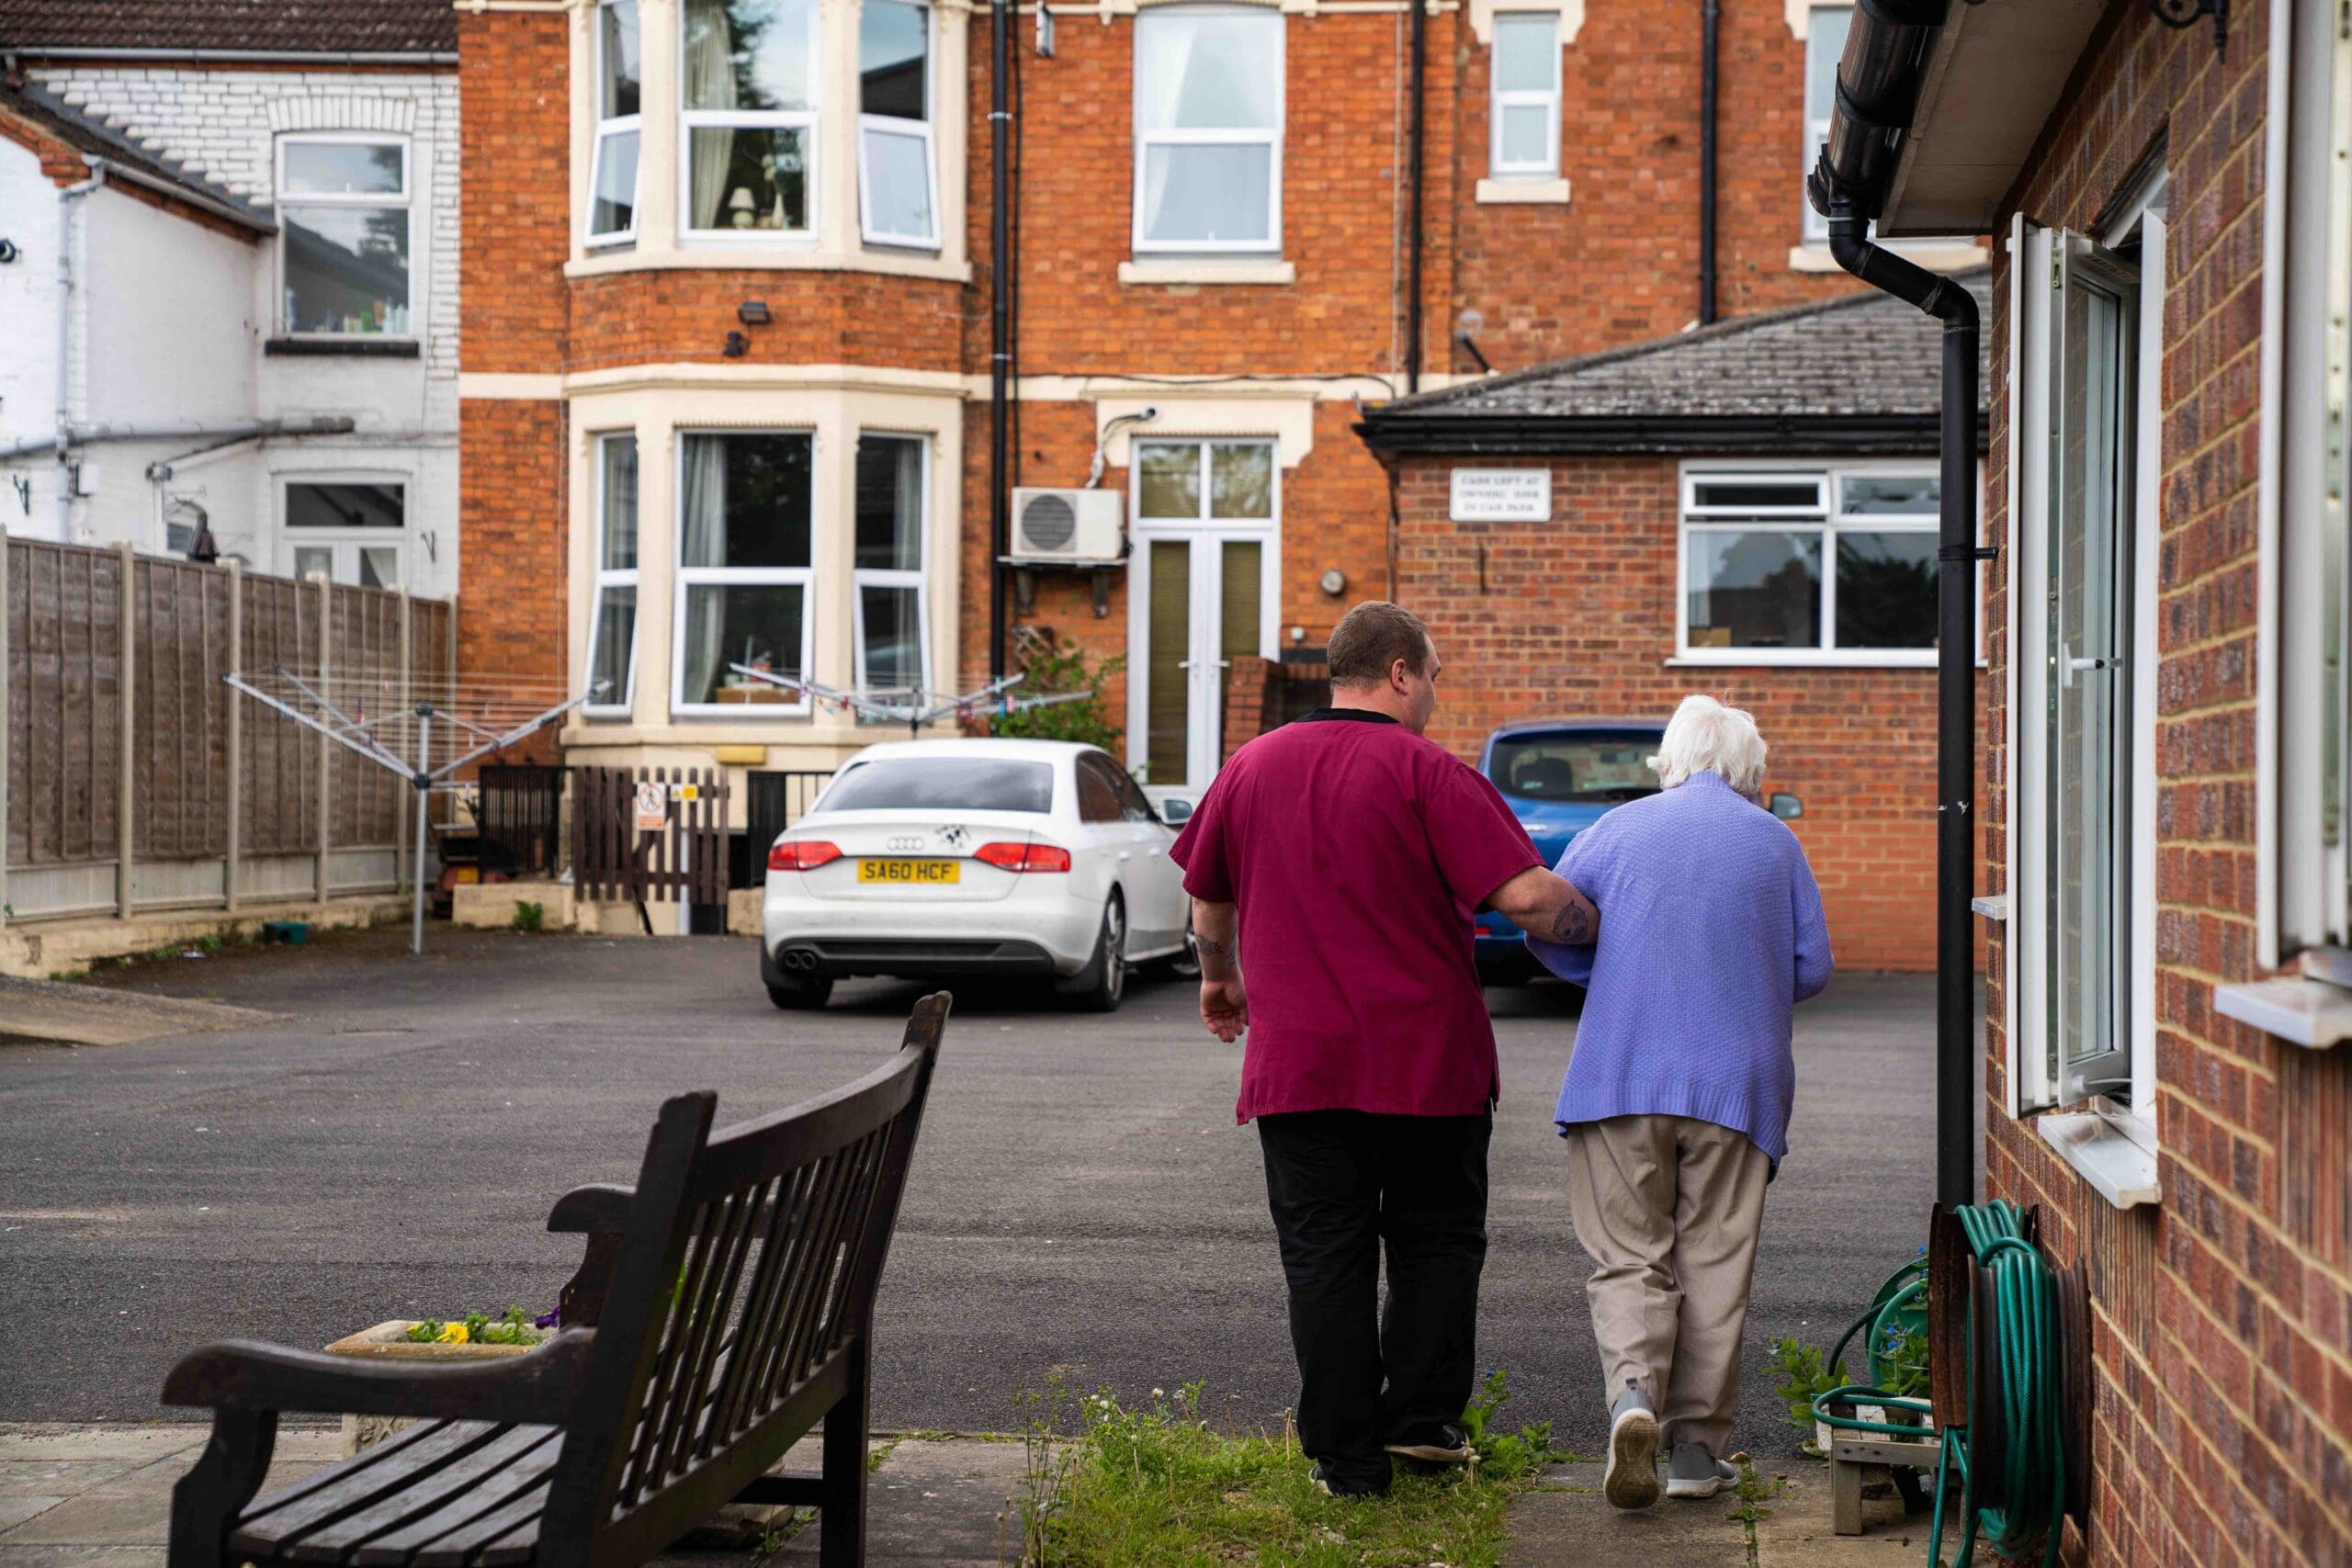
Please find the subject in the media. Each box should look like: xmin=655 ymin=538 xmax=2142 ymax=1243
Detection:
xmin=0 ymin=928 xmax=1939 ymax=1456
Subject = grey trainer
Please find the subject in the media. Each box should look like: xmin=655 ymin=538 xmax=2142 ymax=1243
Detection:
xmin=1665 ymin=1442 xmax=1739 ymax=1499
xmin=1602 ymin=1381 xmax=1660 ymax=1509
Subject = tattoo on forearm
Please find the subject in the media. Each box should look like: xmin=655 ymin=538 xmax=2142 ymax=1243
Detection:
xmin=1549 ymin=903 xmax=1591 ymax=944
xmin=1197 ymin=934 xmax=1231 ymax=959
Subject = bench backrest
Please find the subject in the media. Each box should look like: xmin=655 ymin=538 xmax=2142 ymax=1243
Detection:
xmin=543 ymin=993 xmax=947 ymax=1564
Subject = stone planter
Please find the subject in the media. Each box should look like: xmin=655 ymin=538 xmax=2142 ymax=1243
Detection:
xmin=322 ymin=1320 xmax=544 ymax=1458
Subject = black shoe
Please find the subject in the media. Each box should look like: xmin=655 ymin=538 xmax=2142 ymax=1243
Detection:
xmin=1310 ymin=1461 xmax=1389 ymax=1499
xmin=1384 ymin=1423 xmax=1474 ymax=1465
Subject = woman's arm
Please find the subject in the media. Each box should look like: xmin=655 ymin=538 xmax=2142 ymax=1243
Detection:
xmin=1791 ymin=849 xmax=1833 ymax=1001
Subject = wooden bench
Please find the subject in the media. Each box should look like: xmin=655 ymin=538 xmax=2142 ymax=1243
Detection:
xmin=162 ymin=993 xmax=949 ymax=1568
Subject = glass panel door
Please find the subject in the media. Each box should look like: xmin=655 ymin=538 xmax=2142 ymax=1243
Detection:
xmin=1147 ymin=539 xmax=1192 ymax=785
xmin=1135 ymin=534 xmax=1269 ymax=788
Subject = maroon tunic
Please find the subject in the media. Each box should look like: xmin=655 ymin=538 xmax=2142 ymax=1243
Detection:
xmin=1170 ymin=709 xmax=1540 ymax=1122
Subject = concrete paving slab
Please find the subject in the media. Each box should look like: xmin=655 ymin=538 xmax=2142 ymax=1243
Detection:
xmin=0 ymin=1548 xmax=165 ymax=1565
xmin=1502 ymin=1460 xmax=1748 ymax=1568
xmin=0 ymin=978 xmax=273 ymax=1046
xmin=1750 ymin=1461 xmax=1942 ymax=1566
xmin=0 ymin=1504 xmax=60 ymax=1535
xmin=773 ymin=1438 xmax=1029 ymax=1565
xmin=0 ymin=1461 xmax=153 ymax=1496
xmin=0 ymin=1437 xmax=198 ymax=1466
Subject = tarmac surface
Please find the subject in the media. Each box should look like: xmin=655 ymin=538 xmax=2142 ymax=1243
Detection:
xmin=0 ymin=926 xmax=1948 ymax=1459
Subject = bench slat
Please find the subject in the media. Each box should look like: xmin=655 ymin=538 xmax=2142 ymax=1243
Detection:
xmin=280 ymin=1426 xmax=562 ymax=1563
xmin=231 ymin=1421 xmax=497 ymax=1545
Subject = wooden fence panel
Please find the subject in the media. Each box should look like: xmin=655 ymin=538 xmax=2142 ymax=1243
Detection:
xmin=130 ymin=558 xmax=232 ymax=863
xmin=238 ymin=573 xmax=319 ymax=857
xmin=6 ymin=540 xmax=123 ymax=868
xmin=572 ymin=765 xmax=730 ymax=906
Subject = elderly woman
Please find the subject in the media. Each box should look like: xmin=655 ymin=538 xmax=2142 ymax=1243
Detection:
xmin=1525 ymin=694 xmax=1832 ymax=1510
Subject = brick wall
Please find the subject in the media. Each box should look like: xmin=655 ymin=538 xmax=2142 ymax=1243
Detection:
xmin=566 ymin=269 xmax=964 ymax=372
xmin=457 ymin=399 xmax=568 ymax=717
xmin=1977 ymin=3 xmax=2352 ymax=1562
xmin=457 ymin=10 xmax=569 ymax=375
xmin=1390 ymin=452 xmax=1981 ymax=974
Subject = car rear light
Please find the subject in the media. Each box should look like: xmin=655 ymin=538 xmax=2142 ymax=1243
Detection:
xmin=768 ymin=840 xmax=842 ymax=872
xmin=974 ymin=840 xmax=1071 ymax=874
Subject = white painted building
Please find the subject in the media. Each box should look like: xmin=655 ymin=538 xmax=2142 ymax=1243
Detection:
xmin=0 ymin=1 xmax=458 ymax=598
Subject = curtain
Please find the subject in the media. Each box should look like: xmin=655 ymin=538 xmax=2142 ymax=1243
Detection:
xmin=686 ymin=0 xmax=738 ymax=229
xmin=681 ymin=434 xmax=729 ymax=702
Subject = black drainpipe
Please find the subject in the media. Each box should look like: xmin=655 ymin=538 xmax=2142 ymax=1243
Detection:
xmin=1699 ymin=0 xmax=1719 ymax=325
xmin=1811 ymin=0 xmax=1978 ymax=1212
xmin=988 ymin=0 xmax=1012 ymax=681
xmin=1405 ymin=0 xmax=1426 ymax=392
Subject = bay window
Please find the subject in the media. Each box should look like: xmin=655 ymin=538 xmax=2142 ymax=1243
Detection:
xmin=853 ymin=434 xmax=931 ymax=699
xmin=1132 ymin=6 xmax=1284 ymax=254
xmin=681 ymin=0 xmax=820 ymax=239
xmin=1489 ymin=11 xmax=1560 ymax=179
xmin=859 ymin=0 xmax=938 ymax=248
xmin=589 ymin=0 xmax=642 ymax=244
xmin=673 ymin=432 xmax=815 ymax=713
xmin=277 ymin=137 xmax=411 ymax=336
xmin=585 ymin=434 xmax=640 ymax=716
xmin=1679 ymin=468 xmax=1942 ymax=661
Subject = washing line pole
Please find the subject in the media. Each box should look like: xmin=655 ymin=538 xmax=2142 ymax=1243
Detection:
xmin=410 ymin=707 xmax=432 ymax=957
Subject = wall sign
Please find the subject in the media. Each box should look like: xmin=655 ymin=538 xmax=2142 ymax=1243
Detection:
xmin=1449 ymin=468 xmax=1552 ymax=522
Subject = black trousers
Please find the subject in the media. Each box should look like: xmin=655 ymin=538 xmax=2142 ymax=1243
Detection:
xmin=1256 ymin=1109 xmax=1492 ymax=1489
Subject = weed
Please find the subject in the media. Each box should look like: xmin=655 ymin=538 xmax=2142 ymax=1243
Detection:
xmin=1765 ymin=1337 xmax=1845 ymax=1434
xmin=513 ymin=900 xmax=545 ymax=934
xmin=1014 ymin=1373 xmax=1557 ymax=1566
xmin=989 ymin=642 xmax=1125 ymax=751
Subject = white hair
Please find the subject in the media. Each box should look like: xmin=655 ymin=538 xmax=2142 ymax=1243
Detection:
xmin=1648 ymin=694 xmax=1769 ymax=795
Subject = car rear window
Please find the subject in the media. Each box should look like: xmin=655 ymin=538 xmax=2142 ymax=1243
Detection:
xmin=814 ymin=758 xmax=1056 ymax=814
xmin=1487 ymin=730 xmax=1664 ymax=804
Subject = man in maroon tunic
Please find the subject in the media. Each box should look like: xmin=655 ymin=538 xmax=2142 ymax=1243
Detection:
xmin=1170 ymin=600 xmax=1599 ymax=1496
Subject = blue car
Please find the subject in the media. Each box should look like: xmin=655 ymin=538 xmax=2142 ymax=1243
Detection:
xmin=1474 ymin=717 xmax=1667 ymax=983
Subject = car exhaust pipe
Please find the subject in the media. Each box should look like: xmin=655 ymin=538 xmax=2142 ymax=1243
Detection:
xmin=781 ymin=947 xmax=820 ymax=972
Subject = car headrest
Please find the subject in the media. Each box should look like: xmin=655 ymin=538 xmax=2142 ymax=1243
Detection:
xmin=1510 ymin=755 xmax=1575 ymax=797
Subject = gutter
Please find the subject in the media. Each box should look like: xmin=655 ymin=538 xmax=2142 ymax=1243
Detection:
xmin=1807 ymin=0 xmax=1984 ymax=1213
xmin=1353 ymin=409 xmax=1981 ymax=457
xmin=6 ymin=47 xmax=457 ymax=65
xmin=1404 ymin=0 xmax=1427 ymax=390
xmin=82 ymin=155 xmax=276 ymax=233
xmin=3 ymin=416 xmax=358 ymax=464
xmin=51 ymin=161 xmax=105 ymax=537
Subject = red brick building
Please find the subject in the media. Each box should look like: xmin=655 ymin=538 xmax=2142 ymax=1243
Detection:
xmin=1838 ymin=1 xmax=2352 ymax=1562
xmin=1355 ymin=280 xmax=1990 ymax=974
xmin=453 ymin=0 xmax=1984 ymax=958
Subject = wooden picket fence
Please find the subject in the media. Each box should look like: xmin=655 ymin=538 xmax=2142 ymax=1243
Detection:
xmin=572 ymin=765 xmax=731 ymax=906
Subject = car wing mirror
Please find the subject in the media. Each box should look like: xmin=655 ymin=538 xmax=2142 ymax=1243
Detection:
xmin=1768 ymin=792 xmax=1804 ymax=820
xmin=1158 ymin=798 xmax=1193 ymax=825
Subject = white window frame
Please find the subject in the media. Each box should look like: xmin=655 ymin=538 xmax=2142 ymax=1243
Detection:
xmin=275 ymin=133 xmax=413 ymax=339
xmin=670 ymin=428 xmax=819 ymax=718
xmin=1488 ymin=10 xmax=1561 ymax=179
xmin=583 ymin=433 xmax=640 ymax=717
xmin=1130 ymin=6 xmax=1285 ymax=257
xmin=587 ymin=0 xmax=642 ymax=248
xmin=851 ymin=431 xmax=933 ymax=696
xmin=1674 ymin=460 xmax=1962 ymax=667
xmin=857 ymin=0 xmax=941 ymax=249
xmin=678 ymin=0 xmax=821 ymax=245
xmin=279 ymin=476 xmax=409 ymax=590
xmin=1800 ymin=3 xmax=1849 ymax=243
xmin=2006 ymin=197 xmax=2163 ymax=1180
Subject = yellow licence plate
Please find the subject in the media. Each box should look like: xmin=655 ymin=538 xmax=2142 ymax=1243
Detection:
xmin=453 ymin=866 xmax=481 ymax=884
xmin=858 ymin=858 xmax=960 ymax=885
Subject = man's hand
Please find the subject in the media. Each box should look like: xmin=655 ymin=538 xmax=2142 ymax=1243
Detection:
xmin=1200 ymin=976 xmax=1250 ymax=1042
xmin=1487 ymin=864 xmax=1600 ymax=946
xmin=1192 ymin=896 xmax=1247 ymax=1040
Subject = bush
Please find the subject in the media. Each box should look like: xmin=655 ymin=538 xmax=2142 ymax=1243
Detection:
xmin=512 ymin=900 xmax=545 ymax=933
xmin=990 ymin=642 xmax=1125 ymax=751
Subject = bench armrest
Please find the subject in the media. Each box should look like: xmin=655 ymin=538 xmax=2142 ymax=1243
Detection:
xmin=162 ymin=1328 xmax=597 ymax=1423
xmin=547 ymin=1182 xmax=634 ymax=1236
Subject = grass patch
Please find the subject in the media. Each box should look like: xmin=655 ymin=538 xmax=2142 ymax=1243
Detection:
xmin=1016 ymin=1372 xmax=1558 ymax=1567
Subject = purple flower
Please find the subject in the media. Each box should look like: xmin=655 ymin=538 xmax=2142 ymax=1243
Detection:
xmin=532 ymin=1307 xmax=561 ymax=1329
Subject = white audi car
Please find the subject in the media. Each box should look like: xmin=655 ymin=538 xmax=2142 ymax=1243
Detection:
xmin=760 ymin=739 xmax=1195 ymax=1011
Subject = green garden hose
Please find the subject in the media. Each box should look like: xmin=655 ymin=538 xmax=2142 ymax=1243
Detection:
xmin=1811 ymin=1200 xmax=2068 ymax=1568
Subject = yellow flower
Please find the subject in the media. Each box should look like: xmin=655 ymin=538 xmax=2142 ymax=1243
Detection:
xmin=435 ymin=1322 xmax=469 ymax=1345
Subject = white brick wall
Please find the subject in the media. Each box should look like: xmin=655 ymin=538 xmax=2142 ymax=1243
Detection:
xmin=30 ymin=65 xmax=462 ymax=412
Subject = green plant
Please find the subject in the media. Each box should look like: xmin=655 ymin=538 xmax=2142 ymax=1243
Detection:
xmin=1457 ymin=1368 xmax=1559 ymax=1483
xmin=1766 ymin=1337 xmax=1846 ymax=1434
xmin=403 ymin=1305 xmax=545 ymax=1347
xmin=989 ymin=642 xmax=1125 ymax=750
xmin=512 ymin=900 xmax=545 ymax=933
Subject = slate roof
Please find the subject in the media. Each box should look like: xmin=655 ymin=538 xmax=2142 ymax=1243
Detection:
xmin=0 ymin=76 xmax=274 ymax=231
xmin=1358 ymin=271 xmax=1993 ymax=457
xmin=0 ymin=0 xmax=457 ymax=56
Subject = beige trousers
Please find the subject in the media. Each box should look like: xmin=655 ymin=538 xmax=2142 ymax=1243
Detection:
xmin=1564 ymin=1113 xmax=1771 ymax=1457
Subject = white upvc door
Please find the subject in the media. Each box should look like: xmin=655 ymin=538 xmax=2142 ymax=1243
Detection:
xmin=1127 ymin=528 xmax=1276 ymax=789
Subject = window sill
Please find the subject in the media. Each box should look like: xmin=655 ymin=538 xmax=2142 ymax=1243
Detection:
xmin=1476 ymin=176 xmax=1571 ymax=206
xmin=1118 ymin=259 xmax=1296 ymax=287
xmin=2035 ymin=1111 xmax=2160 ymax=1209
xmin=1789 ymin=240 xmax=1988 ymax=274
xmin=2213 ymin=976 xmax=2352 ymax=1050
xmin=564 ymin=248 xmax=973 ymax=284
xmin=265 ymin=337 xmax=422 ymax=358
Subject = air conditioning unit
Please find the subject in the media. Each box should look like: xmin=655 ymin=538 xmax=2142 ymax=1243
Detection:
xmin=1010 ymin=487 xmax=1125 ymax=565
